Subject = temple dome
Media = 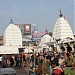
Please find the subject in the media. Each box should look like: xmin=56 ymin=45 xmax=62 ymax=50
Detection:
xmin=3 ymin=23 xmax=22 ymax=47
xmin=53 ymin=11 xmax=74 ymax=41
xmin=40 ymin=34 xmax=54 ymax=45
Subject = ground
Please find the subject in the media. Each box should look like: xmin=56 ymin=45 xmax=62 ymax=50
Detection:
xmin=14 ymin=65 xmax=30 ymax=75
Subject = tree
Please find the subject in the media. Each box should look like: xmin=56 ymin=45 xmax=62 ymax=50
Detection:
xmin=49 ymin=32 xmax=52 ymax=37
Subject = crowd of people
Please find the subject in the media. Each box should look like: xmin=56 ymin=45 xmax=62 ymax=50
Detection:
xmin=33 ymin=51 xmax=75 ymax=75
xmin=0 ymin=53 xmax=33 ymax=68
xmin=29 ymin=44 xmax=75 ymax=75
xmin=0 ymin=44 xmax=75 ymax=75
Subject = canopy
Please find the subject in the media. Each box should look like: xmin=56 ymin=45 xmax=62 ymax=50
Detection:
xmin=0 ymin=46 xmax=19 ymax=54
xmin=24 ymin=48 xmax=33 ymax=53
xmin=40 ymin=44 xmax=49 ymax=48
xmin=24 ymin=49 xmax=28 ymax=53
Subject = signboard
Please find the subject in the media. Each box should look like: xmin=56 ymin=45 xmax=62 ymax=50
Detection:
xmin=24 ymin=24 xmax=31 ymax=35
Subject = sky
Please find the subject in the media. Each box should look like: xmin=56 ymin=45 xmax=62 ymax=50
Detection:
xmin=0 ymin=0 xmax=74 ymax=35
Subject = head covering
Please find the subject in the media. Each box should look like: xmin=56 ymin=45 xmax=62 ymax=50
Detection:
xmin=51 ymin=58 xmax=59 ymax=66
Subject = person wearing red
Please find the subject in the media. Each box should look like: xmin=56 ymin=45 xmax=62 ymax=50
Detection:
xmin=51 ymin=58 xmax=64 ymax=75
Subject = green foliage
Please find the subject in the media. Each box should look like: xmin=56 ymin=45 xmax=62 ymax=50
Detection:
xmin=64 ymin=67 xmax=75 ymax=75
xmin=49 ymin=32 xmax=52 ymax=37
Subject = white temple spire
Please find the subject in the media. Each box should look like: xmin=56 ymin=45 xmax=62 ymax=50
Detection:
xmin=59 ymin=9 xmax=63 ymax=17
xmin=10 ymin=17 xmax=14 ymax=24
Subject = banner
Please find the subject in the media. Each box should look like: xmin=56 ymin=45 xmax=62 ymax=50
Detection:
xmin=24 ymin=24 xmax=31 ymax=35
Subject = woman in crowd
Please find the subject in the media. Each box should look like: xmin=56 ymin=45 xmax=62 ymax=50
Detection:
xmin=51 ymin=58 xmax=64 ymax=75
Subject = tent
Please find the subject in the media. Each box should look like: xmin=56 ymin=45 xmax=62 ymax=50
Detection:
xmin=0 ymin=46 xmax=19 ymax=54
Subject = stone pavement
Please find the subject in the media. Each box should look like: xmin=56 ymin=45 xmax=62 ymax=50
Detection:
xmin=14 ymin=64 xmax=30 ymax=75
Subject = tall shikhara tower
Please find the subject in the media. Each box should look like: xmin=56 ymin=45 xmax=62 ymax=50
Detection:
xmin=53 ymin=10 xmax=74 ymax=41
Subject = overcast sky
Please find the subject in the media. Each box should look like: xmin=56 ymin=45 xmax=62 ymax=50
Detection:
xmin=0 ymin=0 xmax=74 ymax=35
